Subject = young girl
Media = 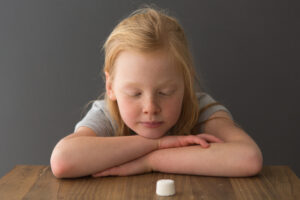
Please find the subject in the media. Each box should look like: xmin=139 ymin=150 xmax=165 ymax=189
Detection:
xmin=50 ymin=6 xmax=263 ymax=178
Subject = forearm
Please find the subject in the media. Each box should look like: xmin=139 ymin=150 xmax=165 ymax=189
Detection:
xmin=50 ymin=135 xmax=158 ymax=178
xmin=148 ymin=142 xmax=263 ymax=177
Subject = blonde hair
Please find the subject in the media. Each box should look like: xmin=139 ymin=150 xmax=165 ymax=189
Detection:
xmin=103 ymin=5 xmax=202 ymax=136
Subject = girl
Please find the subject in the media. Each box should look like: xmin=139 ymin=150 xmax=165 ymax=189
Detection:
xmin=50 ymin=6 xmax=263 ymax=178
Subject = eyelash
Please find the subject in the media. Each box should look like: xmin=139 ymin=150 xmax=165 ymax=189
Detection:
xmin=130 ymin=91 xmax=171 ymax=97
xmin=158 ymin=92 xmax=168 ymax=96
xmin=132 ymin=92 xmax=141 ymax=97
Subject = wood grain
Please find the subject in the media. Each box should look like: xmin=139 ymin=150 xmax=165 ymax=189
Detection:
xmin=0 ymin=165 xmax=299 ymax=199
xmin=0 ymin=165 xmax=46 ymax=200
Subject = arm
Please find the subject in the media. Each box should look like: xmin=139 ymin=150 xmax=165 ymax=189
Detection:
xmin=50 ymin=127 xmax=217 ymax=178
xmin=50 ymin=127 xmax=158 ymax=178
xmin=148 ymin=111 xmax=263 ymax=177
xmin=94 ymin=111 xmax=263 ymax=177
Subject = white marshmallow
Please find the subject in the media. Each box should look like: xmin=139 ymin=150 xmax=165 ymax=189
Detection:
xmin=156 ymin=179 xmax=176 ymax=196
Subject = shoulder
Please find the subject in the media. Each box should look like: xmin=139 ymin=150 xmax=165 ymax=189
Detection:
xmin=89 ymin=100 xmax=112 ymax=120
xmin=196 ymin=92 xmax=220 ymax=108
xmin=90 ymin=99 xmax=117 ymax=129
xmin=74 ymin=99 xmax=117 ymax=137
xmin=196 ymin=92 xmax=233 ymax=121
xmin=190 ymin=92 xmax=234 ymax=133
xmin=90 ymin=99 xmax=106 ymax=110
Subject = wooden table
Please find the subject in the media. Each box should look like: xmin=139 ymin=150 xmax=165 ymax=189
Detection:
xmin=0 ymin=165 xmax=299 ymax=199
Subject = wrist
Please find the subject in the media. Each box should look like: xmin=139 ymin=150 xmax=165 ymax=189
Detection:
xmin=136 ymin=135 xmax=160 ymax=151
xmin=157 ymin=138 xmax=161 ymax=150
xmin=146 ymin=150 xmax=159 ymax=172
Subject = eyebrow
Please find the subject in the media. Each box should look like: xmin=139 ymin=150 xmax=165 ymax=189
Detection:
xmin=122 ymin=80 xmax=178 ymax=88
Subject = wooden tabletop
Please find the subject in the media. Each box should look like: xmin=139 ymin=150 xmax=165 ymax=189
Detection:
xmin=0 ymin=165 xmax=299 ymax=200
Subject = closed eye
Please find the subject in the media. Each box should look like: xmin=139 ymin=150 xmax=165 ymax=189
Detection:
xmin=159 ymin=92 xmax=168 ymax=96
xmin=131 ymin=92 xmax=142 ymax=97
xmin=158 ymin=90 xmax=174 ymax=96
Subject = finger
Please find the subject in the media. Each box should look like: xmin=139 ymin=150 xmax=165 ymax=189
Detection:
xmin=92 ymin=167 xmax=116 ymax=177
xmin=197 ymin=138 xmax=210 ymax=148
xmin=92 ymin=171 xmax=107 ymax=177
xmin=186 ymin=136 xmax=210 ymax=148
xmin=197 ymin=134 xmax=224 ymax=143
xmin=198 ymin=134 xmax=223 ymax=143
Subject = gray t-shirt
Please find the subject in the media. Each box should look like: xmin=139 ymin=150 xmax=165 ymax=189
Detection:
xmin=74 ymin=92 xmax=233 ymax=136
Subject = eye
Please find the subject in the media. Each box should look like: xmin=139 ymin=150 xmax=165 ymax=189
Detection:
xmin=159 ymin=91 xmax=168 ymax=96
xmin=127 ymin=92 xmax=141 ymax=97
xmin=158 ymin=90 xmax=173 ymax=96
xmin=133 ymin=92 xmax=141 ymax=97
xmin=123 ymin=89 xmax=142 ymax=97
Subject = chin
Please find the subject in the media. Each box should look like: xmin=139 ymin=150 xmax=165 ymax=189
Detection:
xmin=136 ymin=130 xmax=166 ymax=139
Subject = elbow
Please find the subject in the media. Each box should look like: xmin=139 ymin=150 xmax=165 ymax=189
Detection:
xmin=50 ymin=142 xmax=73 ymax=178
xmin=239 ymin=146 xmax=263 ymax=177
xmin=50 ymin=151 xmax=68 ymax=178
xmin=50 ymin=157 xmax=68 ymax=178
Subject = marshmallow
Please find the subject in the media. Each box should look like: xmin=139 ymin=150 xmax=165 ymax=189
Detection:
xmin=156 ymin=179 xmax=176 ymax=196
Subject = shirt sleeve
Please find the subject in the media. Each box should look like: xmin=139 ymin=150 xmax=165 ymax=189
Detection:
xmin=197 ymin=92 xmax=233 ymax=123
xmin=74 ymin=100 xmax=116 ymax=137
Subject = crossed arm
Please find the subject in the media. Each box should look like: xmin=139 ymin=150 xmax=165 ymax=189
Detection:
xmin=50 ymin=111 xmax=263 ymax=178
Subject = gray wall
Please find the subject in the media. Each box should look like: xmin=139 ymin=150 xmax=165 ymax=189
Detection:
xmin=1 ymin=0 xmax=299 ymax=178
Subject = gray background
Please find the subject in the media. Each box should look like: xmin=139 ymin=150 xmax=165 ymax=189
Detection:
xmin=1 ymin=0 xmax=299 ymax=178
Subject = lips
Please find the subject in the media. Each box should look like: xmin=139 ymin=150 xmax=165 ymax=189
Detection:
xmin=140 ymin=121 xmax=163 ymax=128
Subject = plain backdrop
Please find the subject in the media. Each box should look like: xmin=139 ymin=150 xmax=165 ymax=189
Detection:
xmin=1 ymin=0 xmax=299 ymax=178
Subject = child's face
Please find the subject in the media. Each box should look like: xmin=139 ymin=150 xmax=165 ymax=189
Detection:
xmin=106 ymin=50 xmax=184 ymax=139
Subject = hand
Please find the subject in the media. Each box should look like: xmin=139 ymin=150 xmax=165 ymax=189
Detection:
xmin=158 ymin=133 xmax=224 ymax=149
xmin=92 ymin=154 xmax=152 ymax=177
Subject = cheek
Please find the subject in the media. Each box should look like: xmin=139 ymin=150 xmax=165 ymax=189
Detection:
xmin=163 ymin=97 xmax=183 ymax=120
xmin=117 ymin=98 xmax=139 ymax=123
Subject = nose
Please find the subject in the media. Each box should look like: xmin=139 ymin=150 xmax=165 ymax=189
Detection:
xmin=142 ymin=96 xmax=161 ymax=115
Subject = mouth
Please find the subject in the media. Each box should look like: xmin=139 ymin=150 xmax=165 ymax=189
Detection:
xmin=140 ymin=121 xmax=163 ymax=128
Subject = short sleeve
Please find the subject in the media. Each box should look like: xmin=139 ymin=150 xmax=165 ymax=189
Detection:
xmin=74 ymin=100 xmax=117 ymax=137
xmin=197 ymin=92 xmax=233 ymax=123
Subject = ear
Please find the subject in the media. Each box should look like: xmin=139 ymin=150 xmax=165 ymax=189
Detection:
xmin=105 ymin=71 xmax=117 ymax=101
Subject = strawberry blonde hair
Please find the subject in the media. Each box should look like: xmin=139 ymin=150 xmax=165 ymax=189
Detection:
xmin=100 ymin=5 xmax=204 ymax=136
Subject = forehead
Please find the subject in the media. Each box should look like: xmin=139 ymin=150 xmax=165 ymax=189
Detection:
xmin=116 ymin=49 xmax=173 ymax=67
xmin=115 ymin=49 xmax=180 ymax=74
xmin=113 ymin=50 xmax=183 ymax=86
